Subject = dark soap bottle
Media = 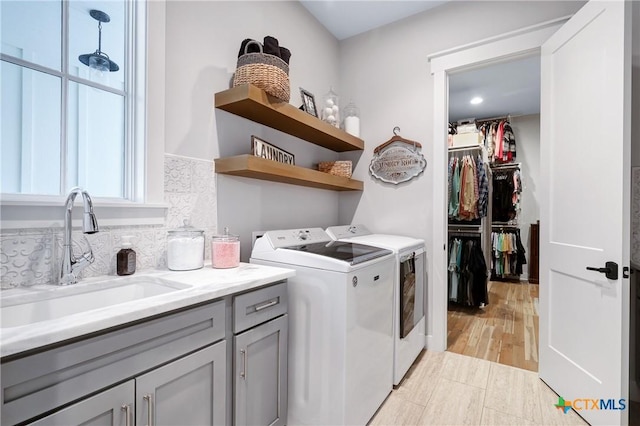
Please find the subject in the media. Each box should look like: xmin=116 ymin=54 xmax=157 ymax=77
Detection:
xmin=117 ymin=236 xmax=136 ymax=276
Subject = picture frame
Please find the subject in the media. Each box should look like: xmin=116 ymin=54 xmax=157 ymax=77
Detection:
xmin=251 ymin=135 xmax=295 ymax=165
xmin=299 ymin=88 xmax=318 ymax=117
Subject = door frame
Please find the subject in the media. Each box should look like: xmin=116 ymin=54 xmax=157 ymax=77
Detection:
xmin=426 ymin=16 xmax=571 ymax=352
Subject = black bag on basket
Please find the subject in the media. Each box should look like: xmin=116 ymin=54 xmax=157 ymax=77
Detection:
xmin=232 ymin=40 xmax=290 ymax=102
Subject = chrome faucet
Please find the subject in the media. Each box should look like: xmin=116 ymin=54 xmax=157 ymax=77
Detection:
xmin=59 ymin=187 xmax=99 ymax=285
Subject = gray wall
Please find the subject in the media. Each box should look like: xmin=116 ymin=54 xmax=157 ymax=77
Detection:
xmin=631 ymin=0 xmax=640 ymax=266
xmin=629 ymin=0 xmax=639 ymax=402
xmin=334 ymin=1 xmax=586 ymax=328
xmin=164 ymin=1 xmax=343 ymax=260
xmin=336 ymin=1 xmax=585 ymax=248
xmin=6 ymin=1 xmax=636 ymax=288
xmin=162 ymin=0 xmax=598 ymax=269
xmin=510 ymin=114 xmax=541 ymax=281
xmin=632 ymin=0 xmax=640 ymax=169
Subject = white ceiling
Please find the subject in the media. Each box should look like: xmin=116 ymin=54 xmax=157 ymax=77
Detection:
xmin=299 ymin=0 xmax=541 ymax=121
xmin=448 ymin=56 xmax=541 ymax=122
xmin=299 ymin=0 xmax=447 ymax=40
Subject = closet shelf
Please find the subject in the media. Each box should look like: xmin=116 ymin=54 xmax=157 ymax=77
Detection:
xmin=214 ymin=155 xmax=364 ymax=191
xmin=214 ymin=84 xmax=364 ymax=152
xmin=448 ymin=144 xmax=483 ymax=153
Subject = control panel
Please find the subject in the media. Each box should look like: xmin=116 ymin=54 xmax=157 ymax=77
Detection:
xmin=325 ymin=224 xmax=371 ymax=240
xmin=263 ymin=228 xmax=332 ymax=249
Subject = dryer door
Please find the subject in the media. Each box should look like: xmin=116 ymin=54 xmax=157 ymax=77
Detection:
xmin=399 ymin=249 xmax=425 ymax=339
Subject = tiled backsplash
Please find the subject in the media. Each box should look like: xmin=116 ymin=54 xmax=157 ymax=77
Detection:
xmin=0 ymin=154 xmax=217 ymax=289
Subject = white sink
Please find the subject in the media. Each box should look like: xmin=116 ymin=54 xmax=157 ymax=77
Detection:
xmin=1 ymin=277 xmax=192 ymax=328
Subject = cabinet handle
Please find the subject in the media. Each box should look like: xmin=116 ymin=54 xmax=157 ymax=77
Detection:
xmin=121 ymin=404 xmax=132 ymax=426
xmin=254 ymin=298 xmax=278 ymax=312
xmin=144 ymin=394 xmax=153 ymax=426
xmin=240 ymin=349 xmax=247 ymax=380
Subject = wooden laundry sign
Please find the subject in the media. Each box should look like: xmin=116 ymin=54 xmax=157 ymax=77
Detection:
xmin=369 ymin=127 xmax=427 ymax=184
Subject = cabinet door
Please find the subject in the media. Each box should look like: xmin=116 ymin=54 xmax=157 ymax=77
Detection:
xmin=234 ymin=314 xmax=288 ymax=426
xmin=28 ymin=381 xmax=134 ymax=426
xmin=136 ymin=341 xmax=226 ymax=426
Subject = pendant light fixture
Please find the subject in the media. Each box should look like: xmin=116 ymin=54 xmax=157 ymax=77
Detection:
xmin=78 ymin=9 xmax=119 ymax=75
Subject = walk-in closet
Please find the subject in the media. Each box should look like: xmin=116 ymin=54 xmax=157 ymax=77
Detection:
xmin=445 ymin=56 xmax=541 ymax=372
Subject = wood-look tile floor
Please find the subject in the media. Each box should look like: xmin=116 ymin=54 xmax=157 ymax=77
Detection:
xmin=370 ymin=350 xmax=588 ymax=425
xmin=447 ymin=280 xmax=539 ymax=372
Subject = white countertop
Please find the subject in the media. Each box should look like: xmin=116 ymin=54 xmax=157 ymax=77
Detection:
xmin=0 ymin=263 xmax=295 ymax=358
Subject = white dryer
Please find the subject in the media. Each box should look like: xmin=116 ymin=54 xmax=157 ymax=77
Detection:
xmin=250 ymin=228 xmax=395 ymax=425
xmin=326 ymin=224 xmax=426 ymax=386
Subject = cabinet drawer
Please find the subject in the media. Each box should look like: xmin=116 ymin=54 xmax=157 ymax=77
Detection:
xmin=2 ymin=300 xmax=225 ymax=426
xmin=234 ymin=282 xmax=287 ymax=333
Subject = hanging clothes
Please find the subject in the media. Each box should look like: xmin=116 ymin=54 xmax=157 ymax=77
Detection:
xmin=458 ymin=156 xmax=478 ymax=220
xmin=448 ymin=153 xmax=489 ymax=221
xmin=490 ymin=229 xmax=527 ymax=279
xmin=495 ymin=120 xmax=505 ymax=161
xmin=448 ymin=238 xmax=461 ymax=302
xmin=476 ymin=155 xmax=489 ymax=218
xmin=448 ymin=236 xmax=489 ymax=307
xmin=478 ymin=118 xmax=517 ymax=164
xmin=492 ymin=168 xmax=521 ymax=223
xmin=502 ymin=123 xmax=517 ymax=163
xmin=448 ymin=157 xmax=461 ymax=218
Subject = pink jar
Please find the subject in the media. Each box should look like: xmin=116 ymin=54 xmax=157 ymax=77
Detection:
xmin=211 ymin=228 xmax=240 ymax=268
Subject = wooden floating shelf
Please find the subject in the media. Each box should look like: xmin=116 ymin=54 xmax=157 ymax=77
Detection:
xmin=214 ymin=155 xmax=363 ymax=191
xmin=214 ymin=84 xmax=364 ymax=152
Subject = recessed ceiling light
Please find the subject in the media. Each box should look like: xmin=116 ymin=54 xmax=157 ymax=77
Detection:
xmin=470 ymin=97 xmax=483 ymax=105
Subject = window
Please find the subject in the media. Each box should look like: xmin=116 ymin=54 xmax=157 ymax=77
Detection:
xmin=1 ymin=0 xmax=144 ymax=200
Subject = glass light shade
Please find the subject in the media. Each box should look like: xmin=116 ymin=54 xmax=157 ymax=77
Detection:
xmin=89 ymin=55 xmax=109 ymax=76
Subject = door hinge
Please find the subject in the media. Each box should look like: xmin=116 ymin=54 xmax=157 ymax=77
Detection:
xmin=623 ymin=266 xmax=632 ymax=279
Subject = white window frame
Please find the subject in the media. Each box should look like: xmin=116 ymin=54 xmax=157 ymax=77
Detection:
xmin=0 ymin=0 xmax=166 ymax=229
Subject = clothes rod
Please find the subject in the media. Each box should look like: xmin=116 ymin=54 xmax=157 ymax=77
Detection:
xmin=448 ymin=145 xmax=483 ymax=153
xmin=492 ymin=224 xmax=520 ymax=229
xmin=490 ymin=162 xmax=521 ymax=170
xmin=449 ymin=231 xmax=482 ymax=238
xmin=448 ymin=223 xmax=481 ymax=228
xmin=475 ymin=114 xmax=512 ymax=124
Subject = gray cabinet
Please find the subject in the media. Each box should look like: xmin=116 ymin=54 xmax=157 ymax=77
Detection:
xmin=29 ymin=381 xmax=134 ymax=426
xmin=136 ymin=341 xmax=226 ymax=426
xmin=2 ymin=301 xmax=225 ymax=425
xmin=233 ymin=283 xmax=288 ymax=426
xmin=29 ymin=343 xmax=226 ymax=426
xmin=2 ymin=280 xmax=289 ymax=426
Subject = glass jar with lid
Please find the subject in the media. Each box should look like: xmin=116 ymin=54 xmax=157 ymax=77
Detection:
xmin=343 ymin=100 xmax=360 ymax=137
xmin=167 ymin=220 xmax=205 ymax=271
xmin=321 ymin=87 xmax=340 ymax=128
xmin=211 ymin=227 xmax=240 ymax=269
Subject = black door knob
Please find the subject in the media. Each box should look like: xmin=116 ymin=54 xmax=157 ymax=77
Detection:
xmin=586 ymin=261 xmax=618 ymax=280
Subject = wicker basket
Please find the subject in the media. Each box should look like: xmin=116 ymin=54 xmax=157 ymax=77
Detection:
xmin=318 ymin=161 xmax=352 ymax=178
xmin=233 ymin=40 xmax=290 ymax=102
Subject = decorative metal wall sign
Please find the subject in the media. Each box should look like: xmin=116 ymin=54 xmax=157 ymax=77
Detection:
xmin=369 ymin=128 xmax=427 ymax=184
xmin=251 ymin=135 xmax=295 ymax=165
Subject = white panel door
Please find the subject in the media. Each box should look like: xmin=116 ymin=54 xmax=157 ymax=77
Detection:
xmin=539 ymin=1 xmax=631 ymax=425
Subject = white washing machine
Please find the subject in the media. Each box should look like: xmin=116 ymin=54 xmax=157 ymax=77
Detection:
xmin=250 ymin=228 xmax=395 ymax=426
xmin=326 ymin=225 xmax=426 ymax=386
